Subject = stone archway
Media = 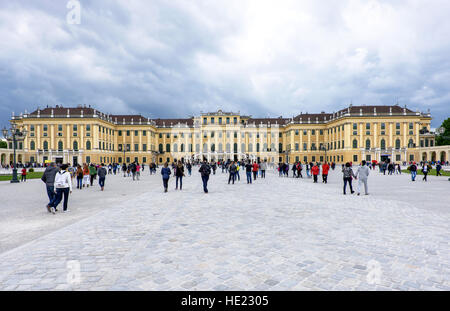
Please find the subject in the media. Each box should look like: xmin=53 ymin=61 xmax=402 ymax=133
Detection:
xmin=440 ymin=151 xmax=446 ymax=163
xmin=422 ymin=152 xmax=427 ymax=161
xmin=431 ymin=151 xmax=436 ymax=162
xmin=0 ymin=153 xmax=6 ymax=165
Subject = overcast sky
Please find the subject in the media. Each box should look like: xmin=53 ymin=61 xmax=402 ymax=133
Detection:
xmin=1 ymin=0 xmax=449 ymax=129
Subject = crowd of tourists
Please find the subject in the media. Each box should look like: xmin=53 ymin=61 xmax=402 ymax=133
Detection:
xmin=11 ymin=154 xmax=445 ymax=215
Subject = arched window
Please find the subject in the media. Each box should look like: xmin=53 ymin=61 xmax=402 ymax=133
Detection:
xmin=408 ymin=139 xmax=414 ymax=148
xmin=241 ymin=144 xmax=245 ymax=153
xmin=380 ymin=139 xmax=386 ymax=150
xmin=211 ymin=144 xmax=215 ymax=152
xmin=43 ymin=141 xmax=49 ymax=151
xmin=248 ymin=143 xmax=253 ymax=152
xmin=234 ymin=143 xmax=238 ymax=153
xmin=395 ymin=139 xmax=401 ymax=149
xmin=365 ymin=139 xmax=370 ymax=150
xmin=219 ymin=143 xmax=223 ymax=152
xmin=159 ymin=144 xmax=163 ymax=153
xmin=203 ymin=143 xmax=207 ymax=153
xmin=73 ymin=141 xmax=78 ymax=151
xmin=58 ymin=141 xmax=63 ymax=151
xmin=86 ymin=141 xmax=91 ymax=150
xmin=256 ymin=143 xmax=260 ymax=152
xmin=166 ymin=144 xmax=170 ymax=153
xmin=181 ymin=144 xmax=185 ymax=152
xmin=353 ymin=139 xmax=358 ymax=149
xmin=226 ymin=143 xmax=231 ymax=152
xmin=30 ymin=141 xmax=35 ymax=151
xmin=173 ymin=143 xmax=178 ymax=152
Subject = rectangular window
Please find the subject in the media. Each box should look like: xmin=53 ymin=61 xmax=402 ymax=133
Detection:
xmin=118 ymin=130 xmax=122 ymax=136
xmin=211 ymin=117 xmax=214 ymax=124
xmin=219 ymin=117 xmax=222 ymax=124
xmin=135 ymin=144 xmax=139 ymax=151
xmin=295 ymin=130 xmax=299 ymax=135
xmin=143 ymin=130 xmax=146 ymax=136
xmin=126 ymin=144 xmax=130 ymax=151
xmin=234 ymin=117 xmax=237 ymax=124
xmin=203 ymin=118 xmax=207 ymax=125
xmin=73 ymin=125 xmax=77 ymax=132
xmin=320 ymin=130 xmax=323 ymax=135
xmin=134 ymin=130 xmax=138 ymax=136
xmin=58 ymin=124 xmax=63 ymax=132
xmin=303 ymin=130 xmax=307 ymax=135
xmin=353 ymin=155 xmax=358 ymax=162
xmin=30 ymin=125 xmax=35 ymax=131
xmin=312 ymin=130 xmax=315 ymax=135
xmin=166 ymin=133 xmax=170 ymax=138
xmin=43 ymin=125 xmax=48 ymax=132
xmin=127 ymin=130 xmax=130 ymax=136
xmin=226 ymin=117 xmax=230 ymax=124
xmin=143 ymin=144 xmax=147 ymax=151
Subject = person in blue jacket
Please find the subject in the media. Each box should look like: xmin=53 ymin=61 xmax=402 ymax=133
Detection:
xmin=161 ymin=162 xmax=172 ymax=192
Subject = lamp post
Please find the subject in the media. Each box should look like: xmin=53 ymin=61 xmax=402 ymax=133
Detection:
xmin=2 ymin=124 xmax=27 ymax=183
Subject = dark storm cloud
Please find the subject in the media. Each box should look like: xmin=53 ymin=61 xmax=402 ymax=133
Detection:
xmin=0 ymin=0 xmax=449 ymax=129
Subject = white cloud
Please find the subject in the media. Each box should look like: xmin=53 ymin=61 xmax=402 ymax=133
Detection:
xmin=0 ymin=0 xmax=449 ymax=127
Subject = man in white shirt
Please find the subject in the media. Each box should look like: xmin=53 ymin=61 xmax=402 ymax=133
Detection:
xmin=356 ymin=160 xmax=370 ymax=196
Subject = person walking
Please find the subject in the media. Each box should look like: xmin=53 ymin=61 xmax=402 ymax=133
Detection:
xmin=82 ymin=164 xmax=90 ymax=188
xmin=436 ymin=162 xmax=442 ymax=176
xmin=306 ymin=163 xmax=311 ymax=178
xmin=89 ymin=164 xmax=97 ymax=186
xmin=297 ymin=162 xmax=303 ymax=178
xmin=41 ymin=162 xmax=59 ymax=212
xmin=342 ymin=162 xmax=356 ymax=195
xmin=175 ymin=161 xmax=184 ymax=190
xmin=75 ymin=165 xmax=83 ymax=189
xmin=235 ymin=162 xmax=241 ymax=181
xmin=408 ymin=162 xmax=417 ymax=181
xmin=131 ymin=162 xmax=137 ymax=181
xmin=122 ymin=163 xmax=127 ymax=177
xmin=311 ymin=163 xmax=320 ymax=183
xmin=136 ymin=163 xmax=141 ymax=181
xmin=48 ymin=164 xmax=73 ymax=213
xmin=356 ymin=160 xmax=370 ymax=195
xmin=245 ymin=161 xmax=253 ymax=184
xmin=252 ymin=161 xmax=259 ymax=180
xmin=161 ymin=162 xmax=171 ymax=192
xmin=228 ymin=161 xmax=237 ymax=184
xmin=199 ymin=160 xmax=211 ymax=193
xmin=260 ymin=160 xmax=267 ymax=178
xmin=422 ymin=162 xmax=431 ymax=181
xmin=322 ymin=162 xmax=330 ymax=183
xmin=186 ymin=162 xmax=192 ymax=176
xmin=21 ymin=167 xmax=27 ymax=182
xmin=98 ymin=163 xmax=107 ymax=191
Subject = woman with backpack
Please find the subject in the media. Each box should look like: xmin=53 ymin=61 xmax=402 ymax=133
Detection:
xmin=76 ymin=165 xmax=83 ymax=189
xmin=342 ymin=162 xmax=357 ymax=195
xmin=422 ymin=162 xmax=431 ymax=181
xmin=161 ymin=162 xmax=172 ymax=192
xmin=175 ymin=161 xmax=184 ymax=190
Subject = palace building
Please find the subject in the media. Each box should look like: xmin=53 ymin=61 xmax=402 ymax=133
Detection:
xmin=3 ymin=104 xmax=438 ymax=166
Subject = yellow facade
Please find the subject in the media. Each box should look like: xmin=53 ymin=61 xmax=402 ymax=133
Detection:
xmin=5 ymin=105 xmax=435 ymax=165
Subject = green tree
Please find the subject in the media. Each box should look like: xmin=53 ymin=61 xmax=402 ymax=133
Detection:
xmin=0 ymin=141 xmax=7 ymax=149
xmin=436 ymin=118 xmax=450 ymax=146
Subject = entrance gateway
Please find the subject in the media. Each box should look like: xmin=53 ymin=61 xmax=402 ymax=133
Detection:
xmin=380 ymin=154 xmax=390 ymax=162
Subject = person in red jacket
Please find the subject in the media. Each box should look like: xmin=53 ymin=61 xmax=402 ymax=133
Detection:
xmin=311 ymin=163 xmax=320 ymax=183
xmin=252 ymin=162 xmax=259 ymax=180
xmin=322 ymin=162 xmax=330 ymax=184
xmin=21 ymin=167 xmax=27 ymax=182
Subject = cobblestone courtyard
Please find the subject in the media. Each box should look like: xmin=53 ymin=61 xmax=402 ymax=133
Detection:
xmin=0 ymin=168 xmax=449 ymax=290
